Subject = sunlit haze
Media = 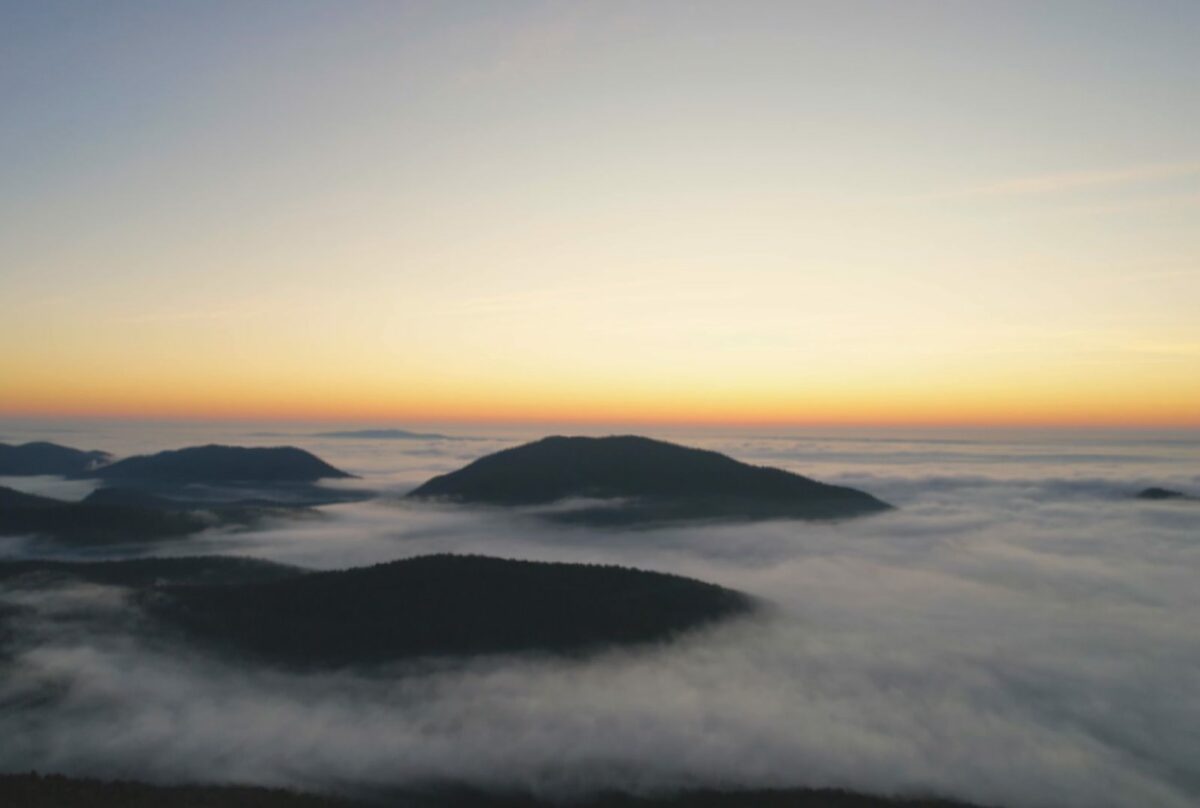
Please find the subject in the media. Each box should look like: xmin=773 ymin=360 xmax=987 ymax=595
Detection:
xmin=3 ymin=1 xmax=1198 ymax=426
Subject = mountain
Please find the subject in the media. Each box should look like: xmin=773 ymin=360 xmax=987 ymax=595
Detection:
xmin=0 ymin=441 xmax=112 ymax=475
xmin=143 ymin=554 xmax=756 ymax=668
xmin=82 ymin=444 xmax=354 ymax=483
xmin=82 ymin=486 xmax=182 ymax=508
xmin=407 ymin=435 xmax=891 ymax=524
xmin=0 ymin=483 xmax=328 ymax=547
xmin=315 ymin=428 xmax=455 ymax=439
xmin=1135 ymin=486 xmax=1195 ymax=501
xmin=0 ymin=485 xmax=206 ymax=546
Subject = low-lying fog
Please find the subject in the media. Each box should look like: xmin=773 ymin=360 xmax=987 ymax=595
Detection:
xmin=1 ymin=424 xmax=1198 ymax=808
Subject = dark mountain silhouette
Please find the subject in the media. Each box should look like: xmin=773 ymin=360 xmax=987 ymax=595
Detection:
xmin=0 ymin=485 xmax=206 ymax=546
xmin=144 ymin=554 xmax=756 ymax=668
xmin=82 ymin=486 xmax=181 ymax=508
xmin=0 ymin=484 xmax=333 ymax=547
xmin=0 ymin=555 xmax=302 ymax=588
xmin=408 ymin=435 xmax=891 ymax=524
xmin=0 ymin=441 xmax=112 ymax=475
xmin=0 ymin=774 xmax=989 ymax=808
xmin=86 ymin=482 xmax=369 ymax=510
xmin=1135 ymin=486 xmax=1195 ymax=501
xmin=315 ymin=428 xmax=455 ymax=439
xmin=80 ymin=485 xmax=342 ymax=513
xmin=82 ymin=444 xmax=353 ymax=483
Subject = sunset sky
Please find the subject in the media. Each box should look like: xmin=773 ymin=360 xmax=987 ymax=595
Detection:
xmin=2 ymin=1 xmax=1198 ymax=426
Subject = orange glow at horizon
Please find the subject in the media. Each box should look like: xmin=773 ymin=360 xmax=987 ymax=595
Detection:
xmin=3 ymin=4 xmax=1199 ymax=432
xmin=3 ymin=369 xmax=1197 ymax=429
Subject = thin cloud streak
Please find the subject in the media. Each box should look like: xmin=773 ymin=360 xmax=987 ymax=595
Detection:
xmin=913 ymin=162 xmax=1200 ymax=202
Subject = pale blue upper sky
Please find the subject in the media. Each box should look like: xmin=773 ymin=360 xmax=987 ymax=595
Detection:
xmin=2 ymin=1 xmax=1198 ymax=423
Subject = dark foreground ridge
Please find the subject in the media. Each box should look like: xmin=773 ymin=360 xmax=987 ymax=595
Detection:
xmin=408 ymin=435 xmax=891 ymax=524
xmin=0 ymin=774 xmax=990 ymax=808
xmin=0 ymin=441 xmax=112 ymax=476
xmin=82 ymin=444 xmax=354 ymax=483
xmin=144 ymin=554 xmax=756 ymax=668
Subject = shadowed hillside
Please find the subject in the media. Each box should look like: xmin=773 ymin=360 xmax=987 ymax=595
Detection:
xmin=0 ymin=485 xmax=206 ymax=546
xmin=82 ymin=445 xmax=353 ymax=483
xmin=0 ymin=441 xmax=112 ymax=475
xmin=0 ymin=485 xmax=324 ymax=548
xmin=143 ymin=554 xmax=756 ymax=668
xmin=408 ymin=436 xmax=891 ymax=524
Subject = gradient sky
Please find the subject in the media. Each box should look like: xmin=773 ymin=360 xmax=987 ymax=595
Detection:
xmin=2 ymin=1 xmax=1198 ymax=426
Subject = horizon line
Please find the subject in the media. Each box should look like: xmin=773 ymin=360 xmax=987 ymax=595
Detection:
xmin=1 ymin=411 xmax=1197 ymax=432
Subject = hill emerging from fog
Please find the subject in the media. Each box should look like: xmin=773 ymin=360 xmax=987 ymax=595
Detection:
xmin=0 ymin=486 xmax=322 ymax=549
xmin=408 ymin=435 xmax=892 ymax=524
xmin=0 ymin=441 xmax=112 ymax=476
xmin=143 ymin=554 xmax=756 ymax=668
xmin=82 ymin=445 xmax=353 ymax=484
xmin=0 ymin=485 xmax=207 ymax=546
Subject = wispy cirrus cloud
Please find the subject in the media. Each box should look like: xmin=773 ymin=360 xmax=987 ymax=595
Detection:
xmin=913 ymin=161 xmax=1200 ymax=202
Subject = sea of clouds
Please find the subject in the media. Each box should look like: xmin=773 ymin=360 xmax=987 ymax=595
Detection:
xmin=0 ymin=423 xmax=1197 ymax=808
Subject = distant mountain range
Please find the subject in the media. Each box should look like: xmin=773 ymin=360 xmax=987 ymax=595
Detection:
xmin=0 ymin=445 xmax=366 ymax=547
xmin=0 ymin=485 xmax=208 ymax=546
xmin=408 ymin=435 xmax=892 ymax=525
xmin=2 ymin=442 xmax=353 ymax=486
xmin=81 ymin=444 xmax=354 ymax=483
xmin=0 ymin=483 xmax=327 ymax=548
xmin=314 ymin=428 xmax=457 ymax=440
xmin=0 ymin=441 xmax=112 ymax=475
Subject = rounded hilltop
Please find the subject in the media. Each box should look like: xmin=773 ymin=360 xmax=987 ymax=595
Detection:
xmin=409 ymin=435 xmax=892 ymax=525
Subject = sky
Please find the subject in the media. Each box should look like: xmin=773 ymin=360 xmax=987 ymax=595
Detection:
xmin=2 ymin=0 xmax=1198 ymax=427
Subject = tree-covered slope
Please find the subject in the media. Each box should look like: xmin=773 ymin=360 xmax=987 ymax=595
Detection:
xmin=144 ymin=554 xmax=756 ymax=668
xmin=0 ymin=441 xmax=112 ymax=475
xmin=0 ymin=486 xmax=206 ymax=546
xmin=83 ymin=445 xmax=353 ymax=483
